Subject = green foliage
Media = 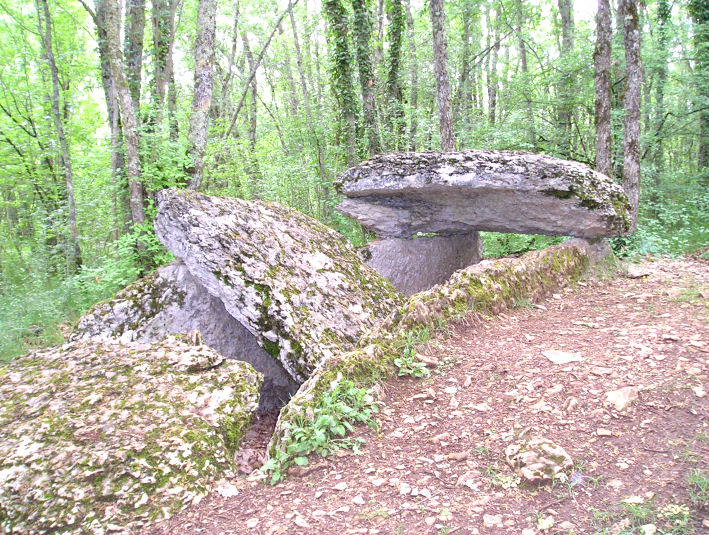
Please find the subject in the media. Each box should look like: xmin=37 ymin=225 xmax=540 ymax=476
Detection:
xmin=688 ymin=468 xmax=709 ymax=510
xmin=393 ymin=326 xmax=431 ymax=378
xmin=261 ymin=377 xmax=380 ymax=484
xmin=482 ymin=232 xmax=565 ymax=259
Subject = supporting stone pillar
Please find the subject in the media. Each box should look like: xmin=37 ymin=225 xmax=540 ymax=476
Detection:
xmin=360 ymin=232 xmax=483 ymax=296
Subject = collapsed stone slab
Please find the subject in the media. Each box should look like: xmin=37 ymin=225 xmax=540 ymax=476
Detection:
xmin=154 ymin=189 xmax=403 ymax=384
xmin=359 ymin=233 xmax=483 ymax=296
xmin=0 ymin=336 xmax=261 ymax=534
xmin=73 ymin=261 xmax=297 ymax=410
xmin=336 ymin=150 xmax=631 ymax=239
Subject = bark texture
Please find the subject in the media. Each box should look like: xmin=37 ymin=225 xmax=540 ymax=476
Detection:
xmin=594 ymin=0 xmax=612 ymax=177
xmin=323 ymin=0 xmax=358 ymax=166
xmin=186 ymin=0 xmax=218 ymax=190
xmin=352 ymin=0 xmax=381 ymax=156
xmin=124 ymin=0 xmax=145 ymax=116
xmin=557 ymin=0 xmax=575 ymax=158
xmin=99 ymin=0 xmax=146 ymax=226
xmin=689 ymin=0 xmax=709 ymax=174
xmin=429 ymin=0 xmax=455 ymax=152
xmin=620 ymin=0 xmax=642 ymax=230
xmin=36 ymin=0 xmax=81 ymax=272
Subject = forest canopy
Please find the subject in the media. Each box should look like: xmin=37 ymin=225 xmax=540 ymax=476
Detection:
xmin=0 ymin=0 xmax=707 ymax=361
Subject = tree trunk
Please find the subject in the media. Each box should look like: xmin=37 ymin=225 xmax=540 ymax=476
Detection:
xmin=289 ymin=0 xmax=326 ymax=180
xmin=385 ymin=0 xmax=405 ymax=149
xmin=323 ymin=0 xmax=358 ymax=166
xmin=620 ymin=0 xmax=642 ymax=230
xmin=151 ymin=0 xmax=178 ymax=124
xmin=352 ymin=0 xmax=381 ymax=156
xmin=487 ymin=17 xmax=500 ymax=127
xmin=124 ymin=0 xmax=145 ymax=118
xmin=405 ymin=0 xmax=418 ymax=151
xmin=89 ymin=0 xmax=128 ymax=236
xmin=99 ymin=0 xmax=146 ymax=226
xmin=689 ymin=0 xmax=709 ymax=176
xmin=652 ymin=0 xmax=670 ymax=174
xmin=594 ymin=0 xmax=612 ymax=177
xmin=557 ymin=0 xmax=574 ymax=158
xmin=454 ymin=1 xmax=473 ymax=126
xmin=186 ymin=0 xmax=217 ymax=190
xmin=517 ymin=1 xmax=535 ymax=148
xmin=36 ymin=0 xmax=81 ymax=272
xmin=242 ymin=32 xmax=258 ymax=151
xmin=429 ymin=0 xmax=455 ymax=152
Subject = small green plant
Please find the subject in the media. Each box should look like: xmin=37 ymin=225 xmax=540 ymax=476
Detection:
xmin=513 ymin=297 xmax=534 ymax=309
xmin=484 ymin=466 xmax=520 ymax=489
xmin=393 ymin=328 xmax=431 ymax=378
xmin=393 ymin=354 xmax=430 ymax=378
xmin=262 ymin=377 xmax=381 ymax=484
xmin=688 ymin=468 xmax=709 ymax=510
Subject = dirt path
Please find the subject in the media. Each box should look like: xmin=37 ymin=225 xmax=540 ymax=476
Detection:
xmin=149 ymin=257 xmax=708 ymax=535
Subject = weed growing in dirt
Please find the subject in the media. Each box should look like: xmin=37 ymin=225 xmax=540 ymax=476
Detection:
xmin=261 ymin=377 xmax=381 ymax=484
xmin=393 ymin=354 xmax=430 ymax=378
xmin=687 ymin=469 xmax=709 ymax=510
xmin=484 ymin=466 xmax=520 ymax=489
xmin=393 ymin=328 xmax=432 ymax=378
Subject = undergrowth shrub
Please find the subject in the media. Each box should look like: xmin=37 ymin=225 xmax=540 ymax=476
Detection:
xmin=262 ymin=376 xmax=381 ymax=484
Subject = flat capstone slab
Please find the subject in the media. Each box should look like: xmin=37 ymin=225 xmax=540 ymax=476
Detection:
xmin=336 ymin=150 xmax=631 ymax=239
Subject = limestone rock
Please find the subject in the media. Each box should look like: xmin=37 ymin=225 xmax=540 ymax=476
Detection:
xmin=505 ymin=437 xmax=573 ymax=483
xmin=605 ymin=386 xmax=639 ymax=411
xmin=336 ymin=151 xmax=631 ymax=238
xmin=72 ymin=261 xmax=297 ymax=409
xmin=359 ymin=233 xmax=483 ymax=296
xmin=154 ymin=189 xmax=403 ymax=384
xmin=0 ymin=336 xmax=261 ymax=534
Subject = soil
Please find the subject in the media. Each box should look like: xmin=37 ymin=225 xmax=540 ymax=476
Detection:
xmin=148 ymin=256 xmax=708 ymax=535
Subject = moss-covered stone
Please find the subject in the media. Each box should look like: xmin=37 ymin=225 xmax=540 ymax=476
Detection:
xmin=268 ymin=239 xmax=596 ymax=456
xmin=0 ymin=336 xmax=261 ymax=534
xmin=154 ymin=189 xmax=404 ymax=385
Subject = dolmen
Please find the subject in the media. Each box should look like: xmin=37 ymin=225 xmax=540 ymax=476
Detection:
xmin=2 ymin=189 xmax=403 ymax=534
xmin=336 ymin=150 xmax=631 ymax=294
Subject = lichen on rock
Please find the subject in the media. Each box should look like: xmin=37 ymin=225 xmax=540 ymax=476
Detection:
xmin=0 ymin=336 xmax=261 ymax=534
xmin=269 ymin=239 xmax=595 ymax=455
xmin=154 ymin=188 xmax=404 ymax=384
xmin=336 ymin=150 xmax=631 ymax=238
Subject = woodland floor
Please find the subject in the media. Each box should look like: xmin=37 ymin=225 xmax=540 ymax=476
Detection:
xmin=148 ymin=256 xmax=709 ymax=535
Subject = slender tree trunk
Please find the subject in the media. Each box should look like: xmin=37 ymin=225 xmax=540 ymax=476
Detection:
xmin=620 ymin=0 xmax=642 ymax=230
xmin=689 ymin=0 xmax=709 ymax=176
xmin=289 ymin=0 xmax=326 ymax=180
xmin=454 ymin=1 xmax=472 ymax=126
xmin=429 ymin=0 xmax=455 ymax=152
xmin=557 ymin=0 xmax=574 ymax=158
xmin=242 ymin=32 xmax=258 ymax=151
xmin=652 ymin=0 xmax=670 ymax=174
xmin=99 ymin=0 xmax=146 ymax=226
xmin=517 ymin=1 xmax=535 ymax=148
xmin=124 ymin=0 xmax=145 ymax=119
xmin=90 ymin=0 xmax=128 ymax=236
xmin=186 ymin=0 xmax=217 ymax=190
xmin=219 ymin=1 xmax=240 ymax=119
xmin=487 ymin=18 xmax=500 ymax=127
xmin=323 ymin=0 xmax=358 ymax=166
xmin=151 ymin=0 xmax=178 ymax=125
xmin=352 ymin=0 xmax=381 ymax=156
xmin=386 ymin=0 xmax=405 ymax=148
xmin=405 ymin=0 xmax=418 ymax=151
xmin=36 ymin=0 xmax=81 ymax=272
xmin=594 ymin=0 xmax=612 ymax=177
